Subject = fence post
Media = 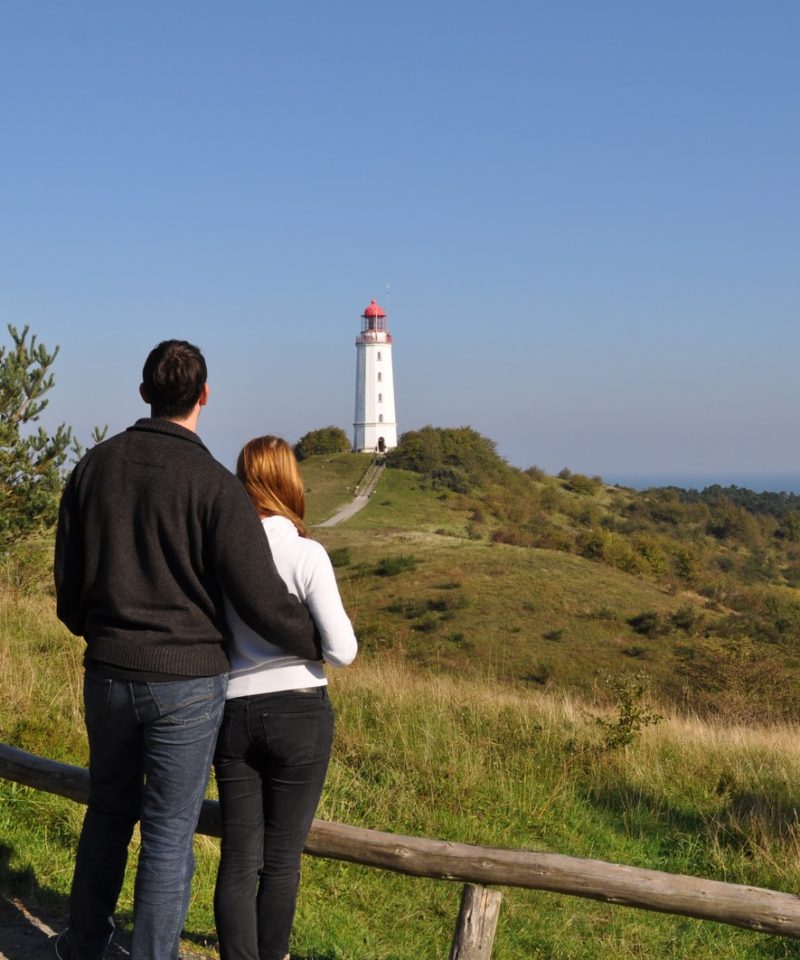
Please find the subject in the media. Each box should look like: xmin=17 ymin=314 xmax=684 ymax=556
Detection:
xmin=449 ymin=883 xmax=502 ymax=960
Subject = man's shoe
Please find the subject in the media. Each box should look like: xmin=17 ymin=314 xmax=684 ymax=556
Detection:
xmin=53 ymin=929 xmax=72 ymax=960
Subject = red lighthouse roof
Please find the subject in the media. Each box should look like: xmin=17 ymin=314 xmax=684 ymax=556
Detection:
xmin=362 ymin=299 xmax=386 ymax=319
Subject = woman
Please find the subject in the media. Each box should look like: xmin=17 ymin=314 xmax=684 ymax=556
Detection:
xmin=213 ymin=436 xmax=357 ymax=960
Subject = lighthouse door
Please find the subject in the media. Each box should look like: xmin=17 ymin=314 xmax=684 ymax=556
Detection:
xmin=378 ymin=437 xmax=386 ymax=453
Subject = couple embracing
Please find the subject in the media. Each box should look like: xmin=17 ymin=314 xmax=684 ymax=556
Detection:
xmin=54 ymin=339 xmax=357 ymax=960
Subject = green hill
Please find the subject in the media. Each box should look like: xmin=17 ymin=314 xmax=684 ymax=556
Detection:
xmin=300 ymin=433 xmax=800 ymax=721
xmin=2 ymin=434 xmax=800 ymax=959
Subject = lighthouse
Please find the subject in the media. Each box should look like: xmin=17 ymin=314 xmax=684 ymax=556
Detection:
xmin=353 ymin=298 xmax=397 ymax=453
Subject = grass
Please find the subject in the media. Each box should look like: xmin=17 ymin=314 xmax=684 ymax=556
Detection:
xmin=3 ymin=473 xmax=800 ymax=957
xmin=300 ymin=453 xmax=374 ymax=525
xmin=3 ymin=639 xmax=800 ymax=959
xmin=314 ymin=521 xmax=715 ymax=697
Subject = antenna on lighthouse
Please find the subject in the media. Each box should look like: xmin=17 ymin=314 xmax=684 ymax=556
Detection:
xmin=385 ymin=281 xmax=390 ymax=316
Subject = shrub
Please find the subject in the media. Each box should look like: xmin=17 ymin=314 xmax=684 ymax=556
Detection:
xmin=783 ymin=565 xmax=800 ymax=586
xmin=293 ymin=426 xmax=350 ymax=460
xmin=632 ymin=535 xmax=669 ymax=578
xmin=427 ymin=592 xmax=469 ymax=612
xmin=579 ymin=528 xmax=610 ymax=561
xmin=491 ymin=527 xmax=536 ymax=547
xmin=429 ymin=466 xmax=470 ymax=493
xmin=605 ymin=535 xmax=647 ymax=575
xmin=374 ymin=554 xmax=419 ymax=577
xmin=386 ymin=599 xmax=428 ymax=620
xmin=670 ymin=545 xmax=700 ymax=583
xmin=668 ymin=605 xmax=699 ymax=633
xmin=387 ymin=425 xmax=507 ymax=489
xmin=526 ymin=662 xmax=553 ymax=686
xmin=524 ymin=465 xmax=547 ymax=481
xmin=327 ymin=546 xmax=351 ymax=568
xmin=627 ymin=611 xmax=664 ymax=637
xmin=590 ymin=672 xmax=663 ymax=751
xmin=532 ymin=528 xmax=575 ymax=552
xmin=586 ymin=606 xmax=617 ymax=622
xmin=565 ymin=473 xmax=601 ymax=496
xmin=623 ymin=645 xmax=648 ymax=659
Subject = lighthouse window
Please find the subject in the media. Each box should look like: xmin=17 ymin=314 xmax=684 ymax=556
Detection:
xmin=377 ymin=351 xmax=382 ymax=360
xmin=377 ymin=372 xmax=382 ymax=382
xmin=379 ymin=414 xmax=384 ymax=423
xmin=378 ymin=393 xmax=383 ymax=402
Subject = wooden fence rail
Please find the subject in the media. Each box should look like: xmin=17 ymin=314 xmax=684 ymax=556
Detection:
xmin=2 ymin=741 xmax=800 ymax=955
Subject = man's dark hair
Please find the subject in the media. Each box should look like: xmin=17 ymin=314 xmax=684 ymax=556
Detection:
xmin=142 ymin=340 xmax=207 ymax=418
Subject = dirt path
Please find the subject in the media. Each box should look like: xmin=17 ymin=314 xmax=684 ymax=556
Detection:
xmin=316 ymin=460 xmax=384 ymax=528
xmin=0 ymin=896 xmax=212 ymax=960
xmin=0 ymin=896 xmax=60 ymax=960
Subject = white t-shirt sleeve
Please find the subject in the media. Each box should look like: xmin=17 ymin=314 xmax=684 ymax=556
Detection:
xmin=302 ymin=541 xmax=358 ymax=667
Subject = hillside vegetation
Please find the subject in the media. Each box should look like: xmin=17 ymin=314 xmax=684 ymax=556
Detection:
xmin=301 ymin=427 xmax=800 ymax=721
xmin=3 ymin=425 xmax=800 ymax=958
xmin=2 ymin=570 xmax=800 ymax=959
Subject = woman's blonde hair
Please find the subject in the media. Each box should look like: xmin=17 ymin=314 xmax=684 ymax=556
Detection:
xmin=236 ymin=435 xmax=308 ymax=537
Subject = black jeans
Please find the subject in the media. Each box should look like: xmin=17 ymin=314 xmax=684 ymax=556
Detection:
xmin=213 ymin=687 xmax=334 ymax=960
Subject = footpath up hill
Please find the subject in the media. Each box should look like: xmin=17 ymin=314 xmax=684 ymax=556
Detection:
xmin=300 ymin=429 xmax=800 ymax=720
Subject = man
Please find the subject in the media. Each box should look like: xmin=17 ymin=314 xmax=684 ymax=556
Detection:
xmin=54 ymin=340 xmax=319 ymax=960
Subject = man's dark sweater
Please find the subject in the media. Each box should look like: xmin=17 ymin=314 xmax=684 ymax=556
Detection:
xmin=54 ymin=418 xmax=320 ymax=676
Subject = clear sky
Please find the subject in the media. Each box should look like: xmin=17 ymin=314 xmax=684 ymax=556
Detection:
xmin=2 ymin=1 xmax=798 ymax=481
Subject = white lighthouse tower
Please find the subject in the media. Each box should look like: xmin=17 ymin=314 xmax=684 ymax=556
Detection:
xmin=353 ymin=298 xmax=397 ymax=453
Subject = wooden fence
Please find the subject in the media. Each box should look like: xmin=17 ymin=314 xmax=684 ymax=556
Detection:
xmin=2 ymin=742 xmax=800 ymax=958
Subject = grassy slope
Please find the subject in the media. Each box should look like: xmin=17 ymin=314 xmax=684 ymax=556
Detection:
xmin=3 ymin=468 xmax=800 ymax=958
xmin=302 ymin=452 xmax=374 ymax=525
xmin=303 ymin=459 xmax=716 ymax=700
xmin=3 ymin=625 xmax=800 ymax=959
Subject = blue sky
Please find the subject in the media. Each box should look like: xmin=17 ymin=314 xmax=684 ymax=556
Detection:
xmin=2 ymin=1 xmax=798 ymax=481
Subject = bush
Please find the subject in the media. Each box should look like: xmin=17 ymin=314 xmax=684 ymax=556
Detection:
xmin=374 ymin=554 xmax=419 ymax=577
xmin=578 ymin=528 xmax=610 ymax=561
xmin=327 ymin=546 xmax=351 ymax=568
xmin=294 ymin=426 xmax=350 ymax=461
xmin=565 ymin=473 xmax=601 ymax=496
xmin=387 ymin=425 xmax=507 ymax=489
xmin=622 ymin=645 xmax=648 ymax=659
xmin=524 ymin=465 xmax=547 ymax=481
xmin=590 ymin=672 xmax=663 ymax=751
xmin=668 ymin=605 xmax=699 ymax=633
xmin=632 ymin=535 xmax=669 ymax=577
xmin=429 ymin=465 xmax=470 ymax=493
xmin=526 ymin=662 xmax=553 ymax=686
xmin=671 ymin=637 xmax=799 ymax=720
xmin=386 ymin=599 xmax=428 ymax=619
xmin=491 ymin=527 xmax=536 ymax=547
xmin=627 ymin=611 xmax=664 ymax=637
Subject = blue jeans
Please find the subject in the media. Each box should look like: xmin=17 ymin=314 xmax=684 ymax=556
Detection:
xmin=67 ymin=671 xmax=227 ymax=960
xmin=213 ymin=687 xmax=334 ymax=960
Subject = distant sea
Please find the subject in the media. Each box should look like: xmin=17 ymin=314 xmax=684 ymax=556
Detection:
xmin=602 ymin=473 xmax=800 ymax=495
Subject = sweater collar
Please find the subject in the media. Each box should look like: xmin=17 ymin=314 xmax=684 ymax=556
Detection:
xmin=262 ymin=515 xmax=298 ymax=534
xmin=127 ymin=417 xmax=210 ymax=451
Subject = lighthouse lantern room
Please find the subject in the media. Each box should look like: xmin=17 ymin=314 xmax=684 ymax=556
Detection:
xmin=353 ymin=298 xmax=397 ymax=453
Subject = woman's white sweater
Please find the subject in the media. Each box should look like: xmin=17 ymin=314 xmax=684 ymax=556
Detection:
xmin=225 ymin=515 xmax=357 ymax=697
